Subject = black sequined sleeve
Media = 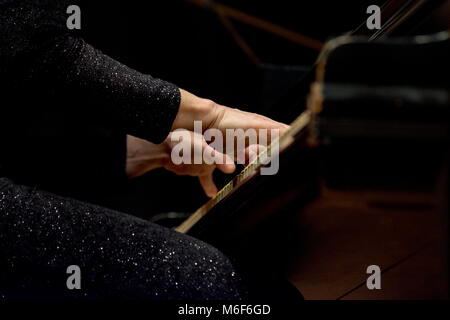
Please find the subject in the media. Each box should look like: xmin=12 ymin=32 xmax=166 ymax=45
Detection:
xmin=54 ymin=37 xmax=181 ymax=143
xmin=0 ymin=0 xmax=181 ymax=143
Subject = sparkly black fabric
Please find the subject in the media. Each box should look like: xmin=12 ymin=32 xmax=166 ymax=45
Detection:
xmin=0 ymin=1 xmax=302 ymax=301
xmin=0 ymin=178 xmax=246 ymax=300
xmin=0 ymin=0 xmax=180 ymax=144
xmin=0 ymin=0 xmax=180 ymax=195
xmin=0 ymin=0 xmax=247 ymax=300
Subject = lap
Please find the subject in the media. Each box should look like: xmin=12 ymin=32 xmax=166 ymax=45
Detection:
xmin=0 ymin=178 xmax=246 ymax=300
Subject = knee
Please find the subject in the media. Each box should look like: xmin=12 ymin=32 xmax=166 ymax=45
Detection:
xmin=137 ymin=229 xmax=248 ymax=300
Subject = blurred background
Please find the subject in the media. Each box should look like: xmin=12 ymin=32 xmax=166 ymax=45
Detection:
xmin=78 ymin=0 xmax=394 ymax=216
xmin=76 ymin=0 xmax=448 ymax=220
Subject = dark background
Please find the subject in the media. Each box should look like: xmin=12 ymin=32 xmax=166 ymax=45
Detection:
xmin=81 ymin=0 xmax=385 ymax=109
xmin=72 ymin=0 xmax=430 ymax=218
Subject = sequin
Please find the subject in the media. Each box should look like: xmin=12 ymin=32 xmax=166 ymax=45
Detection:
xmin=0 ymin=178 xmax=246 ymax=300
xmin=0 ymin=0 xmax=180 ymax=145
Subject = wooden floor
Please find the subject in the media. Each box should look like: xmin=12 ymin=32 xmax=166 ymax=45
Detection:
xmin=285 ymin=189 xmax=448 ymax=300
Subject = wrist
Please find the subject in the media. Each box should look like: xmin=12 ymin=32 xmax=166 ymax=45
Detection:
xmin=172 ymin=89 xmax=222 ymax=131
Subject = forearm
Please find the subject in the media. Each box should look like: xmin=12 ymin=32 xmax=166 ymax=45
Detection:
xmin=54 ymin=39 xmax=181 ymax=143
xmin=2 ymin=1 xmax=181 ymax=144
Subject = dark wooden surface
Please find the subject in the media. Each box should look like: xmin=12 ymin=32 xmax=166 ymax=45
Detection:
xmin=285 ymin=189 xmax=448 ymax=300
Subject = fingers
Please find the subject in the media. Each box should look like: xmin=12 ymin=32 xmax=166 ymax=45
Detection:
xmin=198 ymin=171 xmax=218 ymax=198
xmin=216 ymin=161 xmax=236 ymax=174
xmin=202 ymin=142 xmax=236 ymax=174
xmin=252 ymin=113 xmax=290 ymax=132
xmin=218 ymin=106 xmax=290 ymax=133
xmin=245 ymin=144 xmax=266 ymax=164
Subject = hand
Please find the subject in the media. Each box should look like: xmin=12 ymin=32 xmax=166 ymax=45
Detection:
xmin=172 ymin=89 xmax=290 ymax=140
xmin=163 ymin=130 xmax=236 ymax=197
xmin=127 ymin=89 xmax=289 ymax=196
xmin=126 ymin=135 xmax=170 ymax=179
xmin=126 ymin=133 xmax=236 ymax=197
